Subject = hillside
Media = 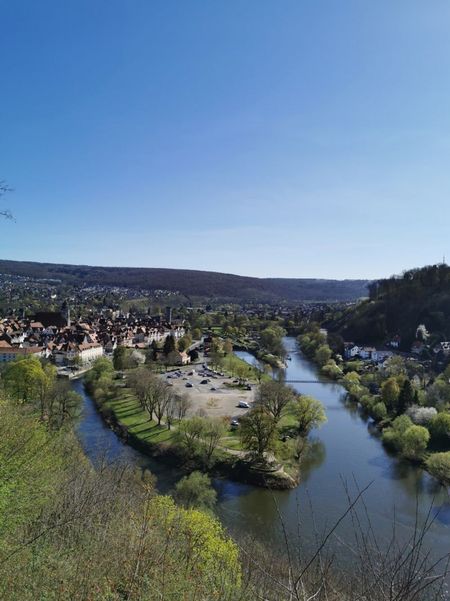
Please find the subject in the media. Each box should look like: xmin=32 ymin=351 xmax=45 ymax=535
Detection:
xmin=0 ymin=259 xmax=368 ymax=302
xmin=331 ymin=264 xmax=450 ymax=348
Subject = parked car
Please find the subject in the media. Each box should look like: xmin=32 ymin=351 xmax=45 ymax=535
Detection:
xmin=245 ymin=384 xmax=252 ymax=391
xmin=238 ymin=401 xmax=250 ymax=409
xmin=185 ymin=382 xmax=193 ymax=388
xmin=210 ymin=387 xmax=216 ymax=391
xmin=200 ymin=379 xmax=209 ymax=384
xmin=230 ymin=419 xmax=239 ymax=429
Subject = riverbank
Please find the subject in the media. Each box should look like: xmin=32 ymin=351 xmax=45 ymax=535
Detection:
xmin=84 ymin=376 xmax=299 ymax=490
xmin=291 ymin=329 xmax=450 ymax=486
xmin=233 ymin=341 xmax=285 ymax=369
xmin=73 ymin=338 xmax=450 ymax=574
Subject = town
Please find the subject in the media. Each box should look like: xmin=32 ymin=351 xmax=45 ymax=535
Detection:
xmin=0 ymin=302 xmax=188 ymax=367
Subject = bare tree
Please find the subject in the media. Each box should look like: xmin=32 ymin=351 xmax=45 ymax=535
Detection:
xmin=255 ymin=380 xmax=294 ymax=423
xmin=153 ymin=380 xmax=172 ymax=426
xmin=174 ymin=392 xmax=192 ymax=421
xmin=128 ymin=368 xmax=160 ymax=421
xmin=201 ymin=417 xmax=226 ymax=465
xmin=238 ymin=481 xmax=450 ymax=601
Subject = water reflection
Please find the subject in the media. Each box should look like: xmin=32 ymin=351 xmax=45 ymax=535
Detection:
xmin=233 ymin=339 xmax=450 ymax=562
xmin=299 ymin=438 xmax=326 ymax=484
xmin=74 ymin=341 xmax=450 ymax=568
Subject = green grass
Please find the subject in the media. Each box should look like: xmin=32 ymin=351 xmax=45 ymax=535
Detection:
xmin=105 ymin=387 xmax=177 ymax=445
xmin=221 ymin=431 xmax=244 ymax=451
xmin=103 ymin=376 xmax=299 ymax=465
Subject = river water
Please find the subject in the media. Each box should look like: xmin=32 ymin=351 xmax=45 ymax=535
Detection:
xmin=74 ymin=337 xmax=450 ymax=564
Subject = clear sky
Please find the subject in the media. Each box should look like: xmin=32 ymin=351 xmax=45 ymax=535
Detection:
xmin=1 ymin=1 xmax=449 ymax=279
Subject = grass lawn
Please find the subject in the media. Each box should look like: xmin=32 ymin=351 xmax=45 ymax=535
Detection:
xmin=105 ymin=386 xmax=177 ymax=445
xmin=221 ymin=431 xmax=244 ymax=451
xmin=106 ymin=382 xmax=247 ymax=452
xmin=102 ymin=375 xmax=300 ymax=466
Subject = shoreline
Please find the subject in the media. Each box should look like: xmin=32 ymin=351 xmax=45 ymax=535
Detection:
xmin=294 ymin=339 xmax=450 ymax=487
xmin=83 ymin=379 xmax=299 ymax=490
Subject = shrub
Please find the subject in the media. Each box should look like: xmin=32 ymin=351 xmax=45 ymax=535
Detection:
xmin=321 ymin=359 xmax=342 ymax=379
xmin=382 ymin=415 xmax=414 ymax=452
xmin=429 ymin=412 xmax=450 ymax=449
xmin=392 ymin=414 xmax=413 ymax=433
xmin=360 ymin=394 xmax=375 ymax=412
xmin=402 ymin=425 xmax=430 ymax=461
xmin=173 ymin=471 xmax=217 ymax=510
xmin=426 ymin=452 xmax=450 ymax=484
xmin=372 ymin=401 xmax=387 ymax=421
xmin=382 ymin=428 xmax=403 ymax=452
xmin=406 ymin=405 xmax=437 ymax=425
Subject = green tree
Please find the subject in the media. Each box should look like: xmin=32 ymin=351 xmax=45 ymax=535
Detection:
xmin=426 ymin=452 xmax=450 ymax=484
xmin=260 ymin=326 xmax=286 ymax=358
xmin=314 ymin=344 xmax=332 ymax=367
xmin=113 ymin=345 xmax=136 ymax=370
xmin=402 ymin=425 xmax=430 ymax=460
xmin=177 ymin=416 xmax=206 ymax=455
xmin=382 ymin=414 xmax=413 ymax=451
xmin=87 ymin=357 xmax=114 ymax=381
xmin=239 ymin=407 xmax=277 ymax=459
xmin=177 ymin=334 xmax=192 ymax=352
xmin=173 ymin=471 xmax=217 ymax=510
xmin=191 ymin=327 xmax=202 ymax=340
xmin=372 ymin=401 xmax=387 ymax=421
xmin=3 ymin=357 xmax=50 ymax=407
xmin=429 ymin=412 xmax=450 ymax=449
xmin=223 ymin=339 xmax=233 ymax=355
xmin=397 ymin=379 xmax=415 ymax=414
xmin=382 ymin=377 xmax=400 ymax=412
xmin=201 ymin=417 xmax=226 ymax=464
xmin=163 ymin=335 xmax=176 ymax=356
xmin=290 ymin=395 xmax=327 ymax=436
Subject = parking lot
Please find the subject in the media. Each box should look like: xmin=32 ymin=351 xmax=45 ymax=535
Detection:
xmin=163 ymin=364 xmax=254 ymax=420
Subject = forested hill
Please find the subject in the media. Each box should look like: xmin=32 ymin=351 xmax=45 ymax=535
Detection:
xmin=332 ymin=264 xmax=450 ymax=347
xmin=0 ymin=259 xmax=368 ymax=302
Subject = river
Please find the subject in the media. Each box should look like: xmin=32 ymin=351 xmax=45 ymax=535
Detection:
xmin=74 ymin=337 xmax=450 ymax=564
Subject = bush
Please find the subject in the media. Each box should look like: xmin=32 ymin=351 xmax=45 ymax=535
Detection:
xmin=382 ymin=415 xmax=414 ymax=453
xmin=360 ymin=394 xmax=376 ymax=412
xmin=382 ymin=428 xmax=403 ymax=452
xmin=426 ymin=452 xmax=450 ymax=484
xmin=173 ymin=471 xmax=217 ymax=510
xmin=392 ymin=414 xmax=413 ymax=433
xmin=429 ymin=412 xmax=450 ymax=449
xmin=406 ymin=405 xmax=437 ymax=425
xmin=402 ymin=425 xmax=430 ymax=461
xmin=372 ymin=401 xmax=387 ymax=421
xmin=321 ymin=359 xmax=342 ymax=379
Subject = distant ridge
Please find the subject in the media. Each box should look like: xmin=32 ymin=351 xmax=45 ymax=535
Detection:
xmin=0 ymin=259 xmax=369 ymax=302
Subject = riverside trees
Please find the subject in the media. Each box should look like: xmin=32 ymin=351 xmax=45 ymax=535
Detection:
xmin=241 ymin=381 xmax=326 ymax=462
xmin=2 ymin=356 xmax=81 ymax=427
xmin=0 ymin=389 xmax=241 ymax=600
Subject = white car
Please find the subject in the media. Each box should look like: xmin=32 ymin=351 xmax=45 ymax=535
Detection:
xmin=238 ymin=401 xmax=250 ymax=409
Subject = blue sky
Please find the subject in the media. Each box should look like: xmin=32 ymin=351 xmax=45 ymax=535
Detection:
xmin=1 ymin=1 xmax=449 ymax=279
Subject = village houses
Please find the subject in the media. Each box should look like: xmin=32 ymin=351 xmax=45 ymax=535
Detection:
xmin=0 ymin=307 xmax=185 ymax=366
